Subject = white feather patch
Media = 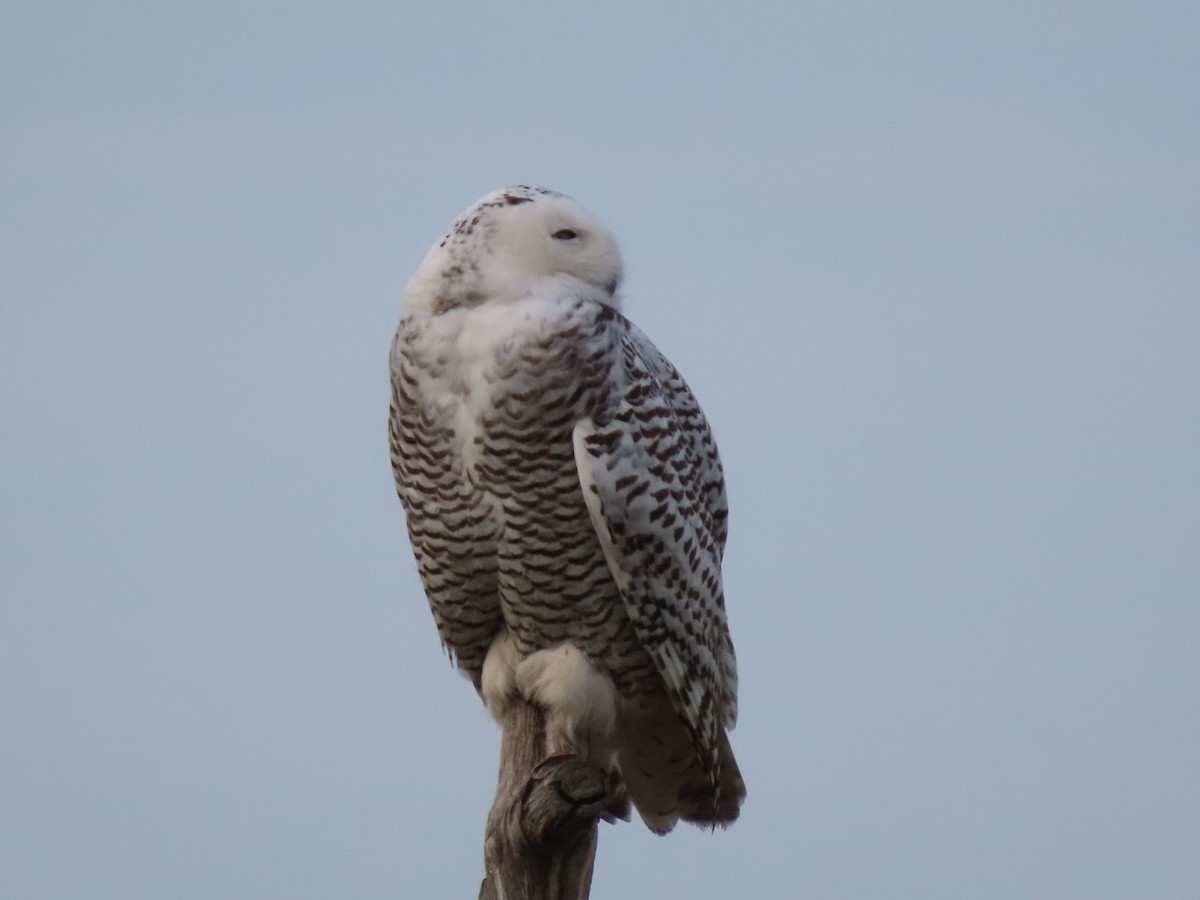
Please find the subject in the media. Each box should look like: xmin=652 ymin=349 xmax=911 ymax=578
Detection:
xmin=516 ymin=643 xmax=619 ymax=763
xmin=480 ymin=629 xmax=520 ymax=721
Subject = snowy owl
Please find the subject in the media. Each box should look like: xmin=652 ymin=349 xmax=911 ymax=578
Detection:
xmin=388 ymin=185 xmax=744 ymax=832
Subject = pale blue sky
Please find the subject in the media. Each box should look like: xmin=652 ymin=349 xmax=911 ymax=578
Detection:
xmin=2 ymin=2 xmax=1198 ymax=898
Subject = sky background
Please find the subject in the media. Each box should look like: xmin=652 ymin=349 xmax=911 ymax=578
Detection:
xmin=2 ymin=2 xmax=1198 ymax=898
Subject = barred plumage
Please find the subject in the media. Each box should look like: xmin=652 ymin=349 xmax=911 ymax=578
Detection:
xmin=388 ymin=186 xmax=744 ymax=832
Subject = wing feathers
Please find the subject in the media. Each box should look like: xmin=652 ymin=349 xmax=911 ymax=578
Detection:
xmin=574 ymin=323 xmax=738 ymax=807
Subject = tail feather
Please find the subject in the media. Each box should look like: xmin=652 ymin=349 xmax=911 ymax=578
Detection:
xmin=616 ymin=697 xmax=745 ymax=833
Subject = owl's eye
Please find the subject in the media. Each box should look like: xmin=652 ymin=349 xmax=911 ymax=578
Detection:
xmin=551 ymin=229 xmax=579 ymax=241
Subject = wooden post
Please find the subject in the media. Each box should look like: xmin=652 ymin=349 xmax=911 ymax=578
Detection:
xmin=477 ymin=699 xmax=612 ymax=900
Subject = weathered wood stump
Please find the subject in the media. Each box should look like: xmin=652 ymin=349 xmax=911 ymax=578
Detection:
xmin=478 ymin=699 xmax=612 ymax=900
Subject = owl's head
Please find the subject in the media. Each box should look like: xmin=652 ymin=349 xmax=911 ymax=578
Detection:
xmin=404 ymin=186 xmax=624 ymax=315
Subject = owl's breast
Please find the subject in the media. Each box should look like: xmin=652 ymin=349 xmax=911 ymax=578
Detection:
xmin=420 ymin=293 xmax=620 ymax=479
